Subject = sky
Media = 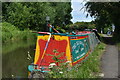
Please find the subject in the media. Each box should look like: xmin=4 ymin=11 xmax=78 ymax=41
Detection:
xmin=71 ymin=0 xmax=94 ymax=23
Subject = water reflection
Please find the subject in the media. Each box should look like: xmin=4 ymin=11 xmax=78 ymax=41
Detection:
xmin=2 ymin=39 xmax=36 ymax=78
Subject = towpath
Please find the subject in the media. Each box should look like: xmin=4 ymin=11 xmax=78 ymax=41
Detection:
xmin=101 ymin=34 xmax=119 ymax=78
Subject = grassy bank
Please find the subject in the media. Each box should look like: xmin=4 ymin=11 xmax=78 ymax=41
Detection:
xmin=1 ymin=22 xmax=36 ymax=43
xmin=117 ymin=43 xmax=120 ymax=50
xmin=47 ymin=42 xmax=106 ymax=78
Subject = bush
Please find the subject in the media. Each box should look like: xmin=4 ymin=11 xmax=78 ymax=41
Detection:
xmin=1 ymin=22 xmax=35 ymax=43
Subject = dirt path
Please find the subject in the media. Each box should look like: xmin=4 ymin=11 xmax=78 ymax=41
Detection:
xmin=101 ymin=34 xmax=119 ymax=78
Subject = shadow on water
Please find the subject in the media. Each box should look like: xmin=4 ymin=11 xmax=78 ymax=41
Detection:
xmin=2 ymin=39 xmax=36 ymax=78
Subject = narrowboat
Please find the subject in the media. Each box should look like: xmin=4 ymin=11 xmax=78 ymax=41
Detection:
xmin=28 ymin=24 xmax=100 ymax=78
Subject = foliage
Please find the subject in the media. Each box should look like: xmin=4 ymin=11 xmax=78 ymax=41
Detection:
xmin=84 ymin=2 xmax=120 ymax=39
xmin=103 ymin=27 xmax=112 ymax=34
xmin=75 ymin=21 xmax=95 ymax=29
xmin=56 ymin=26 xmax=66 ymax=33
xmin=2 ymin=2 xmax=72 ymax=31
xmin=46 ymin=43 xmax=106 ymax=78
xmin=1 ymin=22 xmax=36 ymax=43
xmin=53 ymin=2 xmax=73 ymax=27
xmin=46 ymin=49 xmax=69 ymax=78
xmin=47 ymin=49 xmax=65 ymax=63
xmin=65 ymin=22 xmax=95 ymax=32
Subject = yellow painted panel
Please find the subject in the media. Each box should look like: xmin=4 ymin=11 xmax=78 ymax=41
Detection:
xmin=34 ymin=35 xmax=49 ymax=64
xmin=66 ymin=37 xmax=72 ymax=66
xmin=34 ymin=36 xmax=40 ymax=64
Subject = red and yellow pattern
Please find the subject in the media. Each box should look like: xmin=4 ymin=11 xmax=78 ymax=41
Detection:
xmin=34 ymin=35 xmax=72 ymax=66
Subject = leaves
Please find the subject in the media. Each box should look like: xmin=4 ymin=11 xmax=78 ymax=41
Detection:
xmin=2 ymin=2 xmax=72 ymax=31
xmin=65 ymin=22 xmax=95 ymax=31
xmin=2 ymin=22 xmax=35 ymax=43
xmin=84 ymin=2 xmax=120 ymax=35
xmin=47 ymin=49 xmax=65 ymax=63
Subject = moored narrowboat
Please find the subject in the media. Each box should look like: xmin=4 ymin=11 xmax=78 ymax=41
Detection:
xmin=28 ymin=25 xmax=100 ymax=78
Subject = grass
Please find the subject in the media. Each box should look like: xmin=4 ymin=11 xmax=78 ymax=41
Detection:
xmin=46 ymin=42 xmax=106 ymax=78
xmin=116 ymin=43 xmax=120 ymax=50
xmin=98 ymin=33 xmax=104 ymax=37
xmin=1 ymin=22 xmax=36 ymax=43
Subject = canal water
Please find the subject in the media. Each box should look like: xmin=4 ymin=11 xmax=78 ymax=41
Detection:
xmin=2 ymin=39 xmax=36 ymax=78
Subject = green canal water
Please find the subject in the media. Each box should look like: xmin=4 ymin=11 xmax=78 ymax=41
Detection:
xmin=2 ymin=39 xmax=36 ymax=78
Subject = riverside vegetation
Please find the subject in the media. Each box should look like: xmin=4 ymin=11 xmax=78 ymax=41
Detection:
xmin=1 ymin=22 xmax=36 ymax=43
xmin=45 ymin=43 xmax=106 ymax=78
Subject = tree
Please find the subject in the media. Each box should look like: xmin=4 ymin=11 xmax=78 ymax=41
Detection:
xmin=53 ymin=2 xmax=72 ymax=28
xmin=65 ymin=22 xmax=95 ymax=32
xmin=84 ymin=2 xmax=120 ymax=39
xmin=2 ymin=2 xmax=72 ymax=31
